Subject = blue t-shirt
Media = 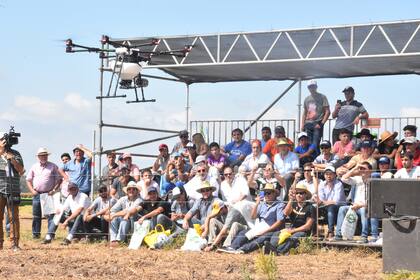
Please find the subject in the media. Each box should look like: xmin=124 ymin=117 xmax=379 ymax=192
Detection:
xmin=295 ymin=143 xmax=318 ymax=158
xmin=257 ymin=200 xmax=286 ymax=226
xmin=224 ymin=140 xmax=252 ymax=165
xmin=63 ymin=157 xmax=92 ymax=194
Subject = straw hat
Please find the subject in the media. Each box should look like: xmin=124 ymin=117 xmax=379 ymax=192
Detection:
xmin=295 ymin=181 xmax=312 ymax=198
xmin=276 ymin=138 xmax=290 ymax=146
xmin=379 ymin=131 xmax=398 ymax=144
xmin=122 ymin=181 xmax=140 ymax=194
xmin=36 ymin=147 xmax=50 ymax=156
xmin=196 ymin=180 xmax=216 ymax=193
xmin=262 ymin=182 xmax=280 ymax=194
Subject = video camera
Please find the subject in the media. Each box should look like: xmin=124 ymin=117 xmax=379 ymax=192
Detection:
xmin=2 ymin=126 xmax=21 ymax=151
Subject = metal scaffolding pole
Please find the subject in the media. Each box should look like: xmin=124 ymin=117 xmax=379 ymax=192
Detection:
xmin=98 ymin=41 xmax=105 ymax=181
xmin=297 ymin=79 xmax=302 ymax=134
xmin=186 ymin=83 xmax=190 ymax=131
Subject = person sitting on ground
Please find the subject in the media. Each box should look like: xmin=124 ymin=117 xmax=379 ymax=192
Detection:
xmin=394 ymin=152 xmax=420 ymax=179
xmin=314 ymin=166 xmax=346 ymax=241
xmin=336 ymin=140 xmax=377 ymax=177
xmin=241 ymin=139 xmax=270 ymax=173
xmin=120 ymin=153 xmax=140 ymax=182
xmin=263 ymin=125 xmax=294 ymax=161
xmin=264 ymin=183 xmax=315 ymax=255
xmin=83 ymin=186 xmax=116 ymax=241
xmin=260 ymin=126 xmax=272 ymax=149
xmin=137 ymin=169 xmax=160 ymax=200
xmin=372 ymin=156 xmax=394 ymax=179
xmin=226 ymin=183 xmax=285 ymax=254
xmin=59 ymin=144 xmax=93 ymax=196
xmin=42 ymin=182 xmax=91 ymax=245
xmin=222 ymin=128 xmax=252 ymax=167
xmin=102 ymin=151 xmax=119 ymax=187
xmin=182 ymin=181 xmax=226 ymax=240
xmin=273 ymin=138 xmax=299 ymax=198
xmin=313 ymin=140 xmax=338 ymax=171
xmin=331 ymin=129 xmax=355 ymax=168
xmin=207 ymin=142 xmax=226 ymax=173
xmin=152 ymin=144 xmax=170 ymax=176
xmin=334 ymin=162 xmax=379 ymax=243
xmin=395 ymin=136 xmax=420 ymax=170
xmin=294 ymin=132 xmax=317 ymax=167
xmin=248 ymin=163 xmax=285 ymax=200
xmin=109 ymin=181 xmax=142 ymax=247
xmin=167 ymin=185 xmax=193 ymax=235
xmin=129 ymin=186 xmax=171 ymax=230
xmin=375 ymin=131 xmax=398 ymax=162
xmin=111 ymin=167 xmax=135 ymax=199
xmin=331 ymin=86 xmax=369 ymax=144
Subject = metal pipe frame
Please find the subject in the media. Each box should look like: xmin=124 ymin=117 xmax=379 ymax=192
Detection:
xmin=102 ymin=123 xmax=179 ymax=134
xmin=102 ymin=133 xmax=179 ymax=154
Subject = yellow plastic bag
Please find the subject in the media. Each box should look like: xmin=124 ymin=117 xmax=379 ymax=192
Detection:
xmin=277 ymin=229 xmax=292 ymax=245
xmin=144 ymin=224 xmax=171 ymax=248
xmin=193 ymin=224 xmax=202 ymax=235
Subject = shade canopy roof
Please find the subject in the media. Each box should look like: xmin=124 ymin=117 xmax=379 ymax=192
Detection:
xmin=111 ymin=19 xmax=420 ymax=83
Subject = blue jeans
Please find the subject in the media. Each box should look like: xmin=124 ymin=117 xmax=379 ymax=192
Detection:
xmin=335 ymin=206 xmax=379 ymax=238
xmin=47 ymin=212 xmax=85 ymax=239
xmin=231 ymin=229 xmax=272 ymax=253
xmin=110 ymin=216 xmax=138 ymax=242
xmin=304 ymin=122 xmax=324 ymax=148
xmin=324 ymin=204 xmax=339 ymax=234
xmin=32 ymin=194 xmax=54 ymax=237
xmin=270 ymin=230 xmax=307 ymax=254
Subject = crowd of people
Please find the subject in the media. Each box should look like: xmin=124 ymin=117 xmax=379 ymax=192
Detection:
xmin=1 ymin=80 xmax=419 ymax=254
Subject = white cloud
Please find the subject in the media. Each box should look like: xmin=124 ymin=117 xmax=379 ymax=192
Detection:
xmin=400 ymin=107 xmax=420 ymax=118
xmin=64 ymin=93 xmax=92 ymax=110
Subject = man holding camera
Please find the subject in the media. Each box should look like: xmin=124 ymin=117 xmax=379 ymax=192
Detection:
xmin=0 ymin=132 xmax=25 ymax=250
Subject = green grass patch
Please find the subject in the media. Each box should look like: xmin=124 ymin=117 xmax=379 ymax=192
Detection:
xmin=384 ymin=270 xmax=420 ymax=280
xmin=255 ymin=249 xmax=278 ymax=280
xmin=162 ymin=233 xmax=186 ymax=250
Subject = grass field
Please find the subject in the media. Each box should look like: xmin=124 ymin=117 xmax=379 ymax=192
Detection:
xmin=0 ymin=205 xmax=384 ymax=280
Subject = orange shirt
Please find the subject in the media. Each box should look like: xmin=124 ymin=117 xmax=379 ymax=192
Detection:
xmin=263 ymin=137 xmax=295 ymax=161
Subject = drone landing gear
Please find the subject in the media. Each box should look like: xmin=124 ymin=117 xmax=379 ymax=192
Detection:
xmin=96 ymin=95 xmax=127 ymax=99
xmin=126 ymin=86 xmax=155 ymax=104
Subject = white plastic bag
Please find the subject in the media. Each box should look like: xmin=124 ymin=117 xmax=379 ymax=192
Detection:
xmin=128 ymin=220 xmax=151 ymax=250
xmin=341 ymin=208 xmax=358 ymax=240
xmin=180 ymin=228 xmax=207 ymax=251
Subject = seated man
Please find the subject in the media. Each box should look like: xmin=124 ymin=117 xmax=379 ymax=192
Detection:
xmin=248 ymin=163 xmax=285 ymax=200
xmin=225 ymin=184 xmax=285 ymax=254
xmin=42 ymin=182 xmax=91 ymax=245
xmin=263 ymin=125 xmax=294 ymax=161
xmin=137 ymin=169 xmax=160 ymax=200
xmin=313 ymin=140 xmax=338 ymax=171
xmin=314 ymin=166 xmax=346 ymax=241
xmin=109 ymin=181 xmax=142 ymax=246
xmin=260 ymin=126 xmax=272 ymax=149
xmin=395 ymin=136 xmax=420 ymax=170
xmin=293 ymin=163 xmax=316 ymax=199
xmin=83 ymin=186 xmax=116 ymax=241
xmin=264 ymin=183 xmax=315 ymax=255
xmin=273 ymin=138 xmax=299 ymax=197
xmin=182 ymin=181 xmax=226 ymax=240
xmin=335 ymin=162 xmax=379 ymax=243
xmin=222 ymin=128 xmax=252 ymax=167
xmin=120 ymin=153 xmax=140 ymax=182
xmin=337 ymin=140 xmax=377 ymax=177
xmin=394 ymin=152 xmax=420 ymax=179
xmin=294 ymin=132 xmax=317 ymax=167
xmin=353 ymin=129 xmax=376 ymax=153
xmin=184 ymin=163 xmax=219 ymax=200
xmin=111 ymin=167 xmax=135 ymax=199
xmin=240 ymin=140 xmax=270 ymax=173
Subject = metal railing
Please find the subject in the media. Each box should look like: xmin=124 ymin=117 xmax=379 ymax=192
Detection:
xmin=190 ymin=117 xmax=419 ymax=145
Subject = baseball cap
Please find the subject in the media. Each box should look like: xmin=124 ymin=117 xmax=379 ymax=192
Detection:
xmin=186 ymin=142 xmax=196 ymax=149
xmin=195 ymin=155 xmax=206 ymax=164
xmin=159 ymin=144 xmax=168 ymax=150
xmin=297 ymin=132 xmax=308 ymax=140
xmin=342 ymin=86 xmax=354 ymax=93
xmin=403 ymin=136 xmax=417 ymax=144
xmin=147 ymin=186 xmax=158 ymax=193
xmin=324 ymin=165 xmax=336 ymax=173
xmin=378 ymin=156 xmax=391 ymax=165
xmin=307 ymin=79 xmax=317 ymax=87
xmin=122 ymin=153 xmax=132 ymax=159
xmin=172 ymin=186 xmax=183 ymax=200
xmin=320 ymin=140 xmax=331 ymax=148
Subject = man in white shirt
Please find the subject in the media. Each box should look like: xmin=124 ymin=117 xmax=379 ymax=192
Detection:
xmin=394 ymin=152 xmax=420 ymax=179
xmin=42 ymin=182 xmax=90 ymax=245
xmin=273 ymin=138 xmax=299 ymax=197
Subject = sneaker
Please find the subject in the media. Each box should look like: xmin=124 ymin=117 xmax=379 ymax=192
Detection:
xmin=11 ymin=244 xmax=20 ymax=251
xmin=236 ymin=249 xmax=245 ymax=254
xmin=41 ymin=239 xmax=52 ymax=245
xmin=61 ymin=238 xmax=71 ymax=246
xmin=357 ymin=237 xmax=368 ymax=244
xmin=32 ymin=235 xmax=41 ymax=240
xmin=369 ymin=237 xmax=378 ymax=243
xmin=216 ymin=247 xmax=236 ymax=253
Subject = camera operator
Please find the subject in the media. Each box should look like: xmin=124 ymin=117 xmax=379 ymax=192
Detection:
xmin=0 ymin=131 xmax=24 ymax=250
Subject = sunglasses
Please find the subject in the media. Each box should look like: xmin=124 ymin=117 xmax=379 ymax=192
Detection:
xmin=197 ymin=169 xmax=206 ymax=173
xmin=304 ymin=169 xmax=312 ymax=172
xmin=296 ymin=192 xmax=305 ymax=195
xmin=200 ymin=188 xmax=212 ymax=193
xmin=224 ymin=173 xmax=233 ymax=176
xmin=264 ymin=191 xmax=274 ymax=195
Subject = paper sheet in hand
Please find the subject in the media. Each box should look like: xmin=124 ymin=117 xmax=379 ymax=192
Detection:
xmin=40 ymin=193 xmax=55 ymax=216
xmin=128 ymin=220 xmax=151 ymax=250
xmin=244 ymin=220 xmax=269 ymax=240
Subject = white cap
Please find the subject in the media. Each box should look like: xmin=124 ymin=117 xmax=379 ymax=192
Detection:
xmin=307 ymin=79 xmax=317 ymax=87
xmin=324 ymin=165 xmax=336 ymax=173
xmin=36 ymin=147 xmax=50 ymax=156
xmin=297 ymin=132 xmax=308 ymax=140
xmin=195 ymin=155 xmax=206 ymax=164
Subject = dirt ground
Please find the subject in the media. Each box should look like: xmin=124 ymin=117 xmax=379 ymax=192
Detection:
xmin=0 ymin=208 xmax=383 ymax=280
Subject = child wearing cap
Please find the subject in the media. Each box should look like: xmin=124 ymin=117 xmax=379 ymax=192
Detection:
xmin=294 ymin=132 xmax=317 ymax=168
xmin=313 ymin=140 xmax=338 ymax=171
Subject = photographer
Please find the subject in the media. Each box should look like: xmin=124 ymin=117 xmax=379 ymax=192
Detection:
xmin=0 ymin=131 xmax=24 ymax=250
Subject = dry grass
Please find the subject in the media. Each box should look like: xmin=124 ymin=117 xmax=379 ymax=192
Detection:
xmin=0 ymin=206 xmax=384 ymax=280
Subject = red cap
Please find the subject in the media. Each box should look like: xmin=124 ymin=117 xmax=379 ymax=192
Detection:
xmin=159 ymin=144 xmax=168 ymax=150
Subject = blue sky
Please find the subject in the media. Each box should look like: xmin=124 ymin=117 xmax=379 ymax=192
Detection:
xmin=0 ymin=0 xmax=419 ymax=169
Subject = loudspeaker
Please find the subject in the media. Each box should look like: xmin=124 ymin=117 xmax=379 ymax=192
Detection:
xmin=383 ymin=218 xmax=420 ymax=272
xmin=368 ymin=179 xmax=420 ymax=219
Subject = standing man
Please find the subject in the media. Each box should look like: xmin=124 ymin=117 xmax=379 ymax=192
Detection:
xmin=0 ymin=133 xmax=24 ymax=250
xmin=331 ymin=86 xmax=369 ymax=143
xmin=152 ymin=144 xmax=170 ymax=175
xmin=301 ymin=80 xmax=330 ymax=148
xmin=102 ymin=151 xmax=118 ymax=187
xmin=26 ymin=148 xmax=61 ymax=239
xmin=60 ymin=144 xmax=92 ymax=196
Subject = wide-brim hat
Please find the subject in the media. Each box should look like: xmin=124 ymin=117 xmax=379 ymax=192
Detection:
xmin=277 ymin=138 xmax=290 ymax=146
xmin=295 ymin=181 xmax=312 ymax=198
xmin=36 ymin=147 xmax=51 ymax=156
xmin=356 ymin=129 xmax=374 ymax=139
xmin=379 ymin=131 xmax=398 ymax=144
xmin=262 ymin=182 xmax=280 ymax=194
xmin=196 ymin=180 xmax=216 ymax=193
xmin=122 ymin=181 xmax=140 ymax=194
